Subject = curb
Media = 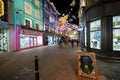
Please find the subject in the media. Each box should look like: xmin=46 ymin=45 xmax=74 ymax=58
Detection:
xmin=96 ymin=54 xmax=120 ymax=63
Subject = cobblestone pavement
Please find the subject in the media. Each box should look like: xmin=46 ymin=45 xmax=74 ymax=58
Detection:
xmin=0 ymin=44 xmax=120 ymax=80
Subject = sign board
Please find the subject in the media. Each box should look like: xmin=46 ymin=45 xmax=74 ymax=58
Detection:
xmin=0 ymin=0 xmax=4 ymax=17
xmin=77 ymin=52 xmax=98 ymax=80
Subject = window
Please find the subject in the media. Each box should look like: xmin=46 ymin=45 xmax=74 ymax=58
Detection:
xmin=113 ymin=15 xmax=120 ymax=51
xmin=24 ymin=2 xmax=32 ymax=15
xmin=25 ymin=18 xmax=32 ymax=28
xmin=34 ymin=0 xmax=40 ymax=7
xmin=35 ymin=10 xmax=40 ymax=19
xmin=44 ymin=2 xmax=48 ymax=9
xmin=50 ymin=8 xmax=53 ymax=14
xmin=44 ymin=13 xmax=49 ymax=20
xmin=35 ymin=23 xmax=40 ymax=30
xmin=90 ymin=20 xmax=101 ymax=49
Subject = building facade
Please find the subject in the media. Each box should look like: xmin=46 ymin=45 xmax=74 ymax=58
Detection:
xmin=14 ymin=0 xmax=44 ymax=51
xmin=79 ymin=0 xmax=120 ymax=57
xmin=0 ymin=0 xmax=14 ymax=54
xmin=43 ymin=0 xmax=59 ymax=45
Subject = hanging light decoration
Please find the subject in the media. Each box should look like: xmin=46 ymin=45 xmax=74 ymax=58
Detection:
xmin=57 ymin=0 xmax=76 ymax=27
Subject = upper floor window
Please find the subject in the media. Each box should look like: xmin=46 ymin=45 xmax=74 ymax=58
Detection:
xmin=44 ymin=13 xmax=49 ymax=20
xmin=35 ymin=10 xmax=40 ymax=19
xmin=34 ymin=0 xmax=40 ymax=7
xmin=24 ymin=2 xmax=32 ymax=15
xmin=35 ymin=23 xmax=40 ymax=30
xmin=44 ymin=1 xmax=48 ymax=9
xmin=25 ymin=18 xmax=32 ymax=28
xmin=50 ymin=8 xmax=53 ymax=14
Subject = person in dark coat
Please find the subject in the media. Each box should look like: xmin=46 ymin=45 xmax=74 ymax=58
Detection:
xmin=71 ymin=39 xmax=74 ymax=47
xmin=58 ymin=38 xmax=62 ymax=48
xmin=76 ymin=40 xmax=79 ymax=47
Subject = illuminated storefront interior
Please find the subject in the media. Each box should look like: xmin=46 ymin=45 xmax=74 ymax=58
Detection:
xmin=0 ymin=29 xmax=8 ymax=53
xmin=16 ymin=27 xmax=43 ymax=50
xmin=90 ymin=20 xmax=101 ymax=49
xmin=113 ymin=15 xmax=120 ymax=51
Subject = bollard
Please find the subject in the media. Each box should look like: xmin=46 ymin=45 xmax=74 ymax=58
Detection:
xmin=34 ymin=55 xmax=40 ymax=80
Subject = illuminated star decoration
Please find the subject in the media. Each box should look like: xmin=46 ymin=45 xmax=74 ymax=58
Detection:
xmin=57 ymin=0 xmax=76 ymax=27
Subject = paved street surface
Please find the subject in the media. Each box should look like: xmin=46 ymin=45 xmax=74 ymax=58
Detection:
xmin=0 ymin=44 xmax=120 ymax=80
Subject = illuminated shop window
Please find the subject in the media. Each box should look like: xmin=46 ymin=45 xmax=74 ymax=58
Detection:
xmin=90 ymin=20 xmax=101 ymax=49
xmin=20 ymin=36 xmax=29 ymax=48
xmin=113 ymin=15 xmax=120 ymax=51
xmin=0 ymin=29 xmax=8 ymax=53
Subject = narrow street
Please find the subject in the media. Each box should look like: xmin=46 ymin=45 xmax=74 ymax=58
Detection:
xmin=0 ymin=44 xmax=120 ymax=80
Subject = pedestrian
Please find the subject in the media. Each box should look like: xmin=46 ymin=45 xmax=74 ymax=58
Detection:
xmin=58 ymin=38 xmax=62 ymax=48
xmin=71 ymin=39 xmax=74 ymax=47
xmin=76 ymin=40 xmax=79 ymax=47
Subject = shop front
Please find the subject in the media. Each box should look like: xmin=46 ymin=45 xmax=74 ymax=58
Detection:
xmin=84 ymin=0 xmax=120 ymax=57
xmin=15 ymin=27 xmax=43 ymax=50
xmin=0 ymin=21 xmax=9 ymax=54
xmin=0 ymin=28 xmax=8 ymax=54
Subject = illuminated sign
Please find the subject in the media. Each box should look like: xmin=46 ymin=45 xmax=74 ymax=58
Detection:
xmin=0 ymin=0 xmax=4 ymax=17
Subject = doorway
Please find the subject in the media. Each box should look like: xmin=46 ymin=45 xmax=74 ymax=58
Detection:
xmin=29 ymin=37 xmax=37 ymax=47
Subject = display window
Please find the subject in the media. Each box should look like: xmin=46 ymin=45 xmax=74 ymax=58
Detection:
xmin=113 ymin=16 xmax=120 ymax=51
xmin=48 ymin=36 xmax=53 ymax=45
xmin=0 ymin=29 xmax=8 ymax=53
xmin=19 ymin=28 xmax=43 ymax=49
xmin=37 ymin=36 xmax=43 ymax=45
xmin=20 ymin=36 xmax=29 ymax=48
xmin=90 ymin=20 xmax=101 ymax=49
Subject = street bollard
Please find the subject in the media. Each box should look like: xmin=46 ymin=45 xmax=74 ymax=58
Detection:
xmin=34 ymin=55 xmax=40 ymax=80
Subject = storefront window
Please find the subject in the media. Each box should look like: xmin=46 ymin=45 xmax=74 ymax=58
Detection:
xmin=113 ymin=16 xmax=120 ymax=51
xmin=90 ymin=20 xmax=101 ymax=49
xmin=37 ymin=36 xmax=43 ymax=45
xmin=20 ymin=36 xmax=29 ymax=48
xmin=0 ymin=29 xmax=8 ymax=53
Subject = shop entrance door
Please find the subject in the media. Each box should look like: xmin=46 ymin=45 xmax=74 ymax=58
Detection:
xmin=29 ymin=37 xmax=37 ymax=47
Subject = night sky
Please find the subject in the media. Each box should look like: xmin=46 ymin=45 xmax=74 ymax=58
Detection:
xmin=50 ymin=0 xmax=80 ymax=25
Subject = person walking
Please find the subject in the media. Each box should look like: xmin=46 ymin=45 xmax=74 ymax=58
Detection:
xmin=76 ymin=40 xmax=79 ymax=47
xmin=71 ymin=39 xmax=74 ymax=47
xmin=58 ymin=38 xmax=62 ymax=48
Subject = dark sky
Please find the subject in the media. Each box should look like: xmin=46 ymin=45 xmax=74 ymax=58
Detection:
xmin=50 ymin=0 xmax=80 ymax=25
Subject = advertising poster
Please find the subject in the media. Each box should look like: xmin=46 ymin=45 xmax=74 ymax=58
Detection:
xmin=77 ymin=52 xmax=98 ymax=80
xmin=113 ymin=16 xmax=120 ymax=51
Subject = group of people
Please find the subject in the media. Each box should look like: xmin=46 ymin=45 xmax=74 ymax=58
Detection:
xmin=58 ymin=37 xmax=79 ymax=48
xmin=70 ymin=39 xmax=79 ymax=47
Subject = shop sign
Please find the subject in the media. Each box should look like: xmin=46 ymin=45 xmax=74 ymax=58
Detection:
xmin=20 ymin=29 xmax=42 ymax=36
xmin=77 ymin=52 xmax=98 ymax=80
